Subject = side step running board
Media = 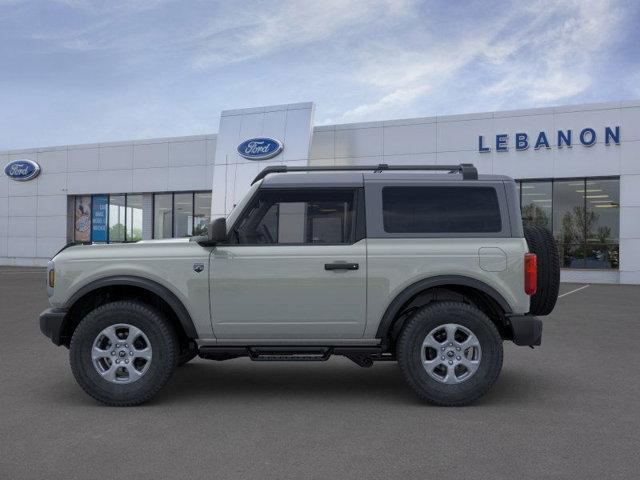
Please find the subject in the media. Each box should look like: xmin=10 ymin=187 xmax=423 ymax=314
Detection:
xmin=198 ymin=346 xmax=395 ymax=367
xmin=250 ymin=347 xmax=332 ymax=362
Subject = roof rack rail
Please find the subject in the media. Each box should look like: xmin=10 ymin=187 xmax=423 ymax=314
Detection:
xmin=251 ymin=163 xmax=478 ymax=185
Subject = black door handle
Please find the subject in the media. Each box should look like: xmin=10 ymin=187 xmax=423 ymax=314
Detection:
xmin=324 ymin=262 xmax=359 ymax=271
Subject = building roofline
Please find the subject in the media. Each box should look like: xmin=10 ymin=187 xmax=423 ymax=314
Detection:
xmin=2 ymin=98 xmax=638 ymax=154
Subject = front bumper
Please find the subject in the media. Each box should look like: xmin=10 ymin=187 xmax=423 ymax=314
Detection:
xmin=39 ymin=308 xmax=68 ymax=346
xmin=508 ymin=315 xmax=542 ymax=346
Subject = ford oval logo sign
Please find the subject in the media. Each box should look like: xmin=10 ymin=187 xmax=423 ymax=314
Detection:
xmin=237 ymin=138 xmax=283 ymax=160
xmin=4 ymin=159 xmax=41 ymax=182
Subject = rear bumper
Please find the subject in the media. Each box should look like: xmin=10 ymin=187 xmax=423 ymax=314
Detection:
xmin=508 ymin=315 xmax=542 ymax=346
xmin=39 ymin=308 xmax=68 ymax=346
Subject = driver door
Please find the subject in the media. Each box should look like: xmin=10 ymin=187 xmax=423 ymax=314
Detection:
xmin=210 ymin=187 xmax=367 ymax=339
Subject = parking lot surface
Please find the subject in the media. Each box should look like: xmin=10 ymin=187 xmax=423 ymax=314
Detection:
xmin=1 ymin=267 xmax=639 ymax=479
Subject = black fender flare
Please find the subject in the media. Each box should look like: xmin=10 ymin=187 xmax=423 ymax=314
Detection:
xmin=64 ymin=275 xmax=198 ymax=339
xmin=375 ymin=275 xmax=512 ymax=340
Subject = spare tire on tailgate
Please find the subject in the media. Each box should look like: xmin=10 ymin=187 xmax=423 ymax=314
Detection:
xmin=524 ymin=225 xmax=560 ymax=316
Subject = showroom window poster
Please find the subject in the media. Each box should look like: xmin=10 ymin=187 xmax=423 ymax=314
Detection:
xmin=74 ymin=196 xmax=92 ymax=242
xmin=91 ymin=195 xmax=108 ymax=242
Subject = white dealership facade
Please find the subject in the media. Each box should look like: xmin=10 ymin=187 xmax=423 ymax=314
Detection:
xmin=1 ymin=100 xmax=639 ymax=284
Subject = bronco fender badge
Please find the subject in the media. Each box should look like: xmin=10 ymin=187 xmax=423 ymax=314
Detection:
xmin=193 ymin=263 xmax=205 ymax=273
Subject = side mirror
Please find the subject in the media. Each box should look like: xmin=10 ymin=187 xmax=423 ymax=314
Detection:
xmin=208 ymin=217 xmax=227 ymax=244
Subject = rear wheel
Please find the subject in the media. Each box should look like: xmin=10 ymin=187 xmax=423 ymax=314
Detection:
xmin=397 ymin=302 xmax=503 ymax=406
xmin=69 ymin=300 xmax=177 ymax=406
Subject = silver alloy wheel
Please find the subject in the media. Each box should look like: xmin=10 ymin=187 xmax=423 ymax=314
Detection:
xmin=421 ymin=323 xmax=481 ymax=384
xmin=91 ymin=324 xmax=152 ymax=384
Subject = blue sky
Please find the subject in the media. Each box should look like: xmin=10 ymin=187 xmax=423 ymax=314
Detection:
xmin=1 ymin=0 xmax=639 ymax=150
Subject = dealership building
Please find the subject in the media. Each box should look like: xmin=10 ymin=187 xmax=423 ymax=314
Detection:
xmin=1 ymin=100 xmax=639 ymax=284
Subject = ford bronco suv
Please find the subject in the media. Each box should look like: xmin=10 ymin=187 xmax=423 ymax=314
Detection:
xmin=39 ymin=163 xmax=559 ymax=406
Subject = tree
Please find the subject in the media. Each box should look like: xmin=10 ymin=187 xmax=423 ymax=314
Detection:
xmin=109 ymin=223 xmax=125 ymax=241
xmin=522 ymin=204 xmax=550 ymax=229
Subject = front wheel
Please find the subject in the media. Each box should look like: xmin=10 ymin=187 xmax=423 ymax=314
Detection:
xmin=397 ymin=302 xmax=503 ymax=406
xmin=69 ymin=301 xmax=178 ymax=406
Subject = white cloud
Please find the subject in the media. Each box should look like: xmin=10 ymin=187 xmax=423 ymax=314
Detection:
xmin=191 ymin=0 xmax=414 ymax=69
xmin=0 ymin=0 xmax=634 ymax=149
xmin=335 ymin=0 xmax=625 ymax=122
xmin=482 ymin=0 xmax=621 ymax=104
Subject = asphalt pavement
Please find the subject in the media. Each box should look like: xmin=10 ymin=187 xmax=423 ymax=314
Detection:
xmin=0 ymin=267 xmax=638 ymax=479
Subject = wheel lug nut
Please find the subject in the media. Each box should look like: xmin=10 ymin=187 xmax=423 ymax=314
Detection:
xmin=111 ymin=351 xmax=115 ymax=356
xmin=456 ymin=347 xmax=461 ymax=351
xmin=448 ymin=343 xmax=453 ymax=346
xmin=124 ymin=359 xmax=129 ymax=364
xmin=116 ymin=359 xmax=120 ymax=364
xmin=441 ymin=347 xmax=445 ymax=351
xmin=441 ymin=356 xmax=445 ymax=360
xmin=456 ymin=356 xmax=461 ymax=360
xmin=448 ymin=360 xmax=453 ymax=365
xmin=129 ymin=351 xmax=134 ymax=356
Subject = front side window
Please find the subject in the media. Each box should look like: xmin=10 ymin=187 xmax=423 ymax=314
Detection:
xmin=232 ymin=189 xmax=356 ymax=245
xmin=382 ymin=186 xmax=502 ymax=234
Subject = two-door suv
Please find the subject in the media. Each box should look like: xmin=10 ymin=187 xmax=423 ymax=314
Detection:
xmin=39 ymin=164 xmax=559 ymax=406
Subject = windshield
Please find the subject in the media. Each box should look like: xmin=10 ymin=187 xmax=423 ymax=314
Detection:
xmin=225 ymin=180 xmax=262 ymax=234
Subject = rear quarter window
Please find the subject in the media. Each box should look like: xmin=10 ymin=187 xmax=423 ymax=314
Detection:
xmin=382 ymin=186 xmax=502 ymax=233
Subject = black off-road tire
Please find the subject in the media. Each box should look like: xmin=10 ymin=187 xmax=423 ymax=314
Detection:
xmin=176 ymin=344 xmax=198 ymax=367
xmin=524 ymin=225 xmax=560 ymax=316
xmin=69 ymin=301 xmax=178 ymax=406
xmin=397 ymin=302 xmax=503 ymax=406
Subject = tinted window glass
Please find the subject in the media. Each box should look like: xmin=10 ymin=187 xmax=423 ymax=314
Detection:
xmin=233 ymin=190 xmax=355 ymax=245
xmin=382 ymin=187 xmax=502 ymax=234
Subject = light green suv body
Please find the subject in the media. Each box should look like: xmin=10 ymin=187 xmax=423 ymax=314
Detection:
xmin=40 ymin=164 xmax=547 ymax=406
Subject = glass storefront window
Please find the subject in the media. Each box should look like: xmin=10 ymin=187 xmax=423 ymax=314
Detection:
xmin=585 ymin=179 xmax=619 ymax=269
xmin=152 ymin=191 xmax=212 ymax=239
xmin=126 ymin=194 xmax=143 ymax=242
xmin=154 ymin=194 xmax=173 ymax=239
xmin=520 ymin=181 xmax=552 ymax=231
xmin=91 ymin=195 xmax=109 ymax=242
xmin=585 ymin=179 xmax=619 ymax=243
xmin=109 ymin=195 xmax=126 ymax=243
xmin=552 ymin=180 xmax=586 ymax=268
xmin=553 ymin=180 xmax=586 ymax=247
xmin=194 ymin=192 xmax=212 ymax=236
xmin=174 ymin=193 xmax=193 ymax=237
xmin=517 ymin=177 xmax=620 ymax=270
xmin=74 ymin=196 xmax=92 ymax=242
xmin=73 ymin=191 xmax=212 ymax=243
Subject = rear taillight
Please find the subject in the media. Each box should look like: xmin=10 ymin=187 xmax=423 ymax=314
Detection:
xmin=524 ymin=253 xmax=537 ymax=295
